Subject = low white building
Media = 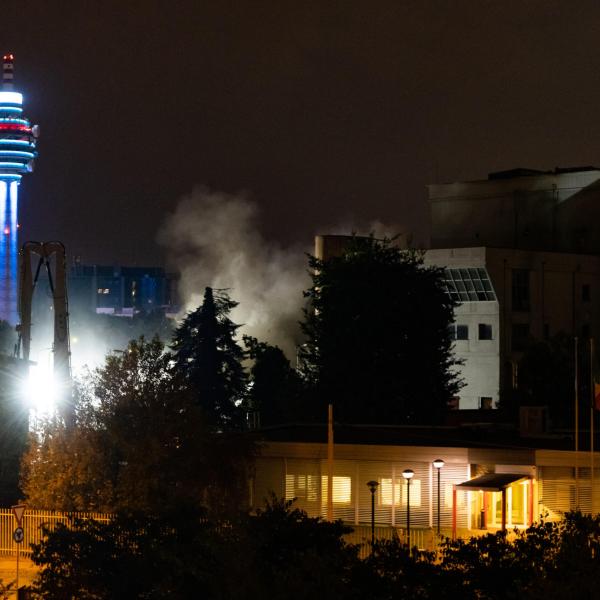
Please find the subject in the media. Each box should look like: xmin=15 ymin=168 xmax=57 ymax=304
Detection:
xmin=425 ymin=248 xmax=500 ymax=410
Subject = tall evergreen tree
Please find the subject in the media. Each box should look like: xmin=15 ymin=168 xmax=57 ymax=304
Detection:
xmin=171 ymin=287 xmax=247 ymax=430
xmin=300 ymin=236 xmax=460 ymax=425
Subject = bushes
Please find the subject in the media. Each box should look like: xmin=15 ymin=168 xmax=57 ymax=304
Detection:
xmin=27 ymin=507 xmax=600 ymax=599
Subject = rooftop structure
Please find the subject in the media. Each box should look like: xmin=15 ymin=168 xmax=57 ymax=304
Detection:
xmin=429 ymin=166 xmax=600 ymax=255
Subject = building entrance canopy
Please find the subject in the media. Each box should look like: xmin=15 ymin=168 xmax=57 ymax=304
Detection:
xmin=456 ymin=473 xmax=529 ymax=492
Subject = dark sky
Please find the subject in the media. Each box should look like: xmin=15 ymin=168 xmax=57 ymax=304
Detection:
xmin=2 ymin=0 xmax=600 ymax=265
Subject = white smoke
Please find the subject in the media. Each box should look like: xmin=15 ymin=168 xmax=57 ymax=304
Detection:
xmin=158 ymin=186 xmax=310 ymax=358
xmin=322 ymin=218 xmax=412 ymax=247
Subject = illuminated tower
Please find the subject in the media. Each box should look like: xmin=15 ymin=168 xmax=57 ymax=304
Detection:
xmin=0 ymin=54 xmax=38 ymax=324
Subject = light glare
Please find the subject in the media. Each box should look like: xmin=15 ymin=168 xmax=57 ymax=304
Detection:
xmin=24 ymin=364 xmax=57 ymax=415
xmin=0 ymin=92 xmax=22 ymax=105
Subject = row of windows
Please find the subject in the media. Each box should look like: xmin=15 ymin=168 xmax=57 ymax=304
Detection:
xmin=286 ymin=474 xmax=462 ymax=509
xmin=449 ymin=323 xmax=493 ymax=341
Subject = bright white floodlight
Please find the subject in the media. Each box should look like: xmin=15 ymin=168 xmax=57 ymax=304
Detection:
xmin=23 ymin=364 xmax=57 ymax=415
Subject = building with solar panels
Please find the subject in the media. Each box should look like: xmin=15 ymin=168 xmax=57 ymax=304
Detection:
xmin=423 ymin=249 xmax=500 ymax=410
xmin=0 ymin=54 xmax=38 ymax=325
xmin=428 ymin=167 xmax=600 ymax=413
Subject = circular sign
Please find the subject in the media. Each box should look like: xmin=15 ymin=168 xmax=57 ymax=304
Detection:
xmin=13 ymin=527 xmax=23 ymax=544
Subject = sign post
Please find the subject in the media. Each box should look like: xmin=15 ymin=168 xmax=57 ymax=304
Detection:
xmin=11 ymin=505 xmax=26 ymax=594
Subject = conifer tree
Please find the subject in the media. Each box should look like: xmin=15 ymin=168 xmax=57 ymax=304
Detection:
xmin=171 ymin=287 xmax=247 ymax=430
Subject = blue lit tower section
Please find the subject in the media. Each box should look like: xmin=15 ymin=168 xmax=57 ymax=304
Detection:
xmin=0 ymin=54 xmax=38 ymax=324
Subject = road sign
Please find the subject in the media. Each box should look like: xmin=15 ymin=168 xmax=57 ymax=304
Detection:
xmin=11 ymin=504 xmax=25 ymax=526
xmin=12 ymin=527 xmax=23 ymax=544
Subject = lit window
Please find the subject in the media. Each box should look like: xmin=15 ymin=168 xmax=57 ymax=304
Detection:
xmin=286 ymin=474 xmax=318 ymax=501
xmin=380 ymin=478 xmax=400 ymax=505
xmin=104 ymin=288 xmax=110 ymax=294
xmin=400 ymin=478 xmax=421 ymax=507
xmin=444 ymin=483 xmax=466 ymax=508
xmin=97 ymin=288 xmax=103 ymax=294
xmin=379 ymin=478 xmax=422 ymax=507
xmin=479 ymin=396 xmax=493 ymax=409
xmin=321 ymin=476 xmax=352 ymax=504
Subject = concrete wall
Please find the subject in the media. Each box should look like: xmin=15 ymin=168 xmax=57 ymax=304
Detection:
xmin=425 ymin=248 xmax=500 ymax=409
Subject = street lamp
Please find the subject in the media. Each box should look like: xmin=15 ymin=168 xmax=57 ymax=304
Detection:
xmin=402 ymin=469 xmax=414 ymax=548
xmin=366 ymin=480 xmax=379 ymax=547
xmin=433 ymin=459 xmax=445 ymax=535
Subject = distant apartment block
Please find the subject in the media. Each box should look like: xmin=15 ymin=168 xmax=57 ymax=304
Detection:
xmin=69 ymin=262 xmax=178 ymax=317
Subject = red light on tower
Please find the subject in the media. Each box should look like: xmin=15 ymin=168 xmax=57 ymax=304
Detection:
xmin=3 ymin=226 xmax=9 ymax=235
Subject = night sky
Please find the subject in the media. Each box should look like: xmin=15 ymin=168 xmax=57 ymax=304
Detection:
xmin=2 ymin=1 xmax=600 ymax=265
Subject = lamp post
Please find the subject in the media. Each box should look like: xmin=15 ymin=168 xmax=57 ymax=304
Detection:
xmin=402 ymin=469 xmax=414 ymax=548
xmin=366 ymin=480 xmax=379 ymax=547
xmin=433 ymin=459 xmax=445 ymax=535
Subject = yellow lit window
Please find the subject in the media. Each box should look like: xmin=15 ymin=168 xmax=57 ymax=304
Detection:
xmin=321 ymin=476 xmax=352 ymax=504
xmin=380 ymin=478 xmax=422 ymax=506
xmin=286 ymin=474 xmax=318 ymax=501
xmin=444 ymin=483 xmax=465 ymax=508
xmin=380 ymin=478 xmax=400 ymax=505
xmin=400 ymin=479 xmax=421 ymax=507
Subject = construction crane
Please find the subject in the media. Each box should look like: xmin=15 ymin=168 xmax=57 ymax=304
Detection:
xmin=16 ymin=241 xmax=72 ymax=420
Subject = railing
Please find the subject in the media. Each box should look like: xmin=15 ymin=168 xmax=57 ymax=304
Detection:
xmin=345 ymin=525 xmax=480 ymax=558
xmin=345 ymin=525 xmax=434 ymax=558
xmin=0 ymin=509 xmax=497 ymax=560
xmin=0 ymin=509 xmax=111 ymax=556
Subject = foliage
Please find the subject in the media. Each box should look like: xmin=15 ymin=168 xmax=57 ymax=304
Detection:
xmin=506 ymin=332 xmax=597 ymax=429
xmin=21 ymin=336 xmax=255 ymax=515
xmin=29 ymin=509 xmax=220 ymax=599
xmin=244 ymin=336 xmax=305 ymax=426
xmin=300 ymin=235 xmax=460 ymax=424
xmin=29 ymin=498 xmax=361 ymax=600
xmin=171 ymin=287 xmax=247 ymax=430
xmin=26 ymin=503 xmax=600 ymax=600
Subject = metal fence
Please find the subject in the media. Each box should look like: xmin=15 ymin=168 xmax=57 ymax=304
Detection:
xmin=0 ymin=508 xmax=483 ymax=560
xmin=345 ymin=525 xmax=480 ymax=559
xmin=0 ymin=509 xmax=111 ymax=556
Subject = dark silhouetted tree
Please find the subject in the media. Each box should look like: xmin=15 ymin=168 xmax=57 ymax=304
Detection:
xmin=510 ymin=333 xmax=576 ymax=428
xmin=300 ymin=236 xmax=460 ymax=424
xmin=171 ymin=287 xmax=247 ymax=430
xmin=244 ymin=336 xmax=305 ymax=426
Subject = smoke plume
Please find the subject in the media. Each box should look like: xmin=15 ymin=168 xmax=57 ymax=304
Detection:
xmin=158 ymin=187 xmax=310 ymax=358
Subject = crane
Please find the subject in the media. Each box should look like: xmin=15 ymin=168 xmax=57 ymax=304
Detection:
xmin=16 ymin=241 xmax=72 ymax=420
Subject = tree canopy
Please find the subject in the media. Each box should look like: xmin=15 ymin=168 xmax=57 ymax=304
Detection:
xmin=244 ymin=335 xmax=305 ymax=426
xmin=300 ymin=236 xmax=460 ymax=424
xmin=28 ymin=503 xmax=600 ymax=600
xmin=21 ymin=334 xmax=254 ymax=515
xmin=171 ymin=287 xmax=247 ymax=430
